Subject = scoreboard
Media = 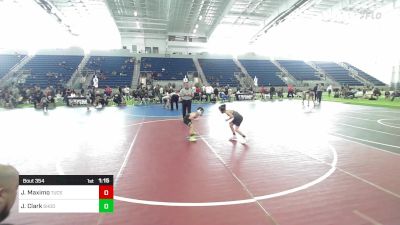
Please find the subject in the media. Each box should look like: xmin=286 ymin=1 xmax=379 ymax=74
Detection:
xmin=19 ymin=175 xmax=114 ymax=213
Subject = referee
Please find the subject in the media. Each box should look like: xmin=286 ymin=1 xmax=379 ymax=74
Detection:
xmin=180 ymin=82 xmax=194 ymax=118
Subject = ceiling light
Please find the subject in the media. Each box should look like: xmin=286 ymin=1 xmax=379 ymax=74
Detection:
xmin=199 ymin=15 xmax=203 ymax=20
xmin=195 ymin=24 xmax=199 ymax=28
xmin=136 ymin=21 xmax=140 ymax=28
xmin=193 ymin=29 xmax=197 ymax=33
xmin=134 ymin=11 xmax=137 ymax=16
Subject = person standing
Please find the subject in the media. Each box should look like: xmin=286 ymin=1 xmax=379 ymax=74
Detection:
xmin=206 ymin=85 xmax=213 ymax=101
xmin=313 ymin=84 xmax=318 ymax=100
xmin=92 ymin=75 xmax=99 ymax=89
xmin=80 ymin=75 xmax=86 ymax=89
xmin=270 ymin=85 xmax=275 ymax=99
xmin=327 ymin=84 xmax=332 ymax=97
xmin=316 ymin=83 xmax=323 ymax=104
xmin=213 ymin=87 xmax=219 ymax=101
xmin=180 ymin=82 xmax=194 ymax=118
xmin=218 ymin=104 xmax=246 ymax=143
xmin=170 ymin=90 xmax=179 ymax=110
xmin=287 ymin=84 xmax=294 ymax=98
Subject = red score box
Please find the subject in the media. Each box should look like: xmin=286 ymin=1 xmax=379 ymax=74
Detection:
xmin=99 ymin=185 xmax=114 ymax=199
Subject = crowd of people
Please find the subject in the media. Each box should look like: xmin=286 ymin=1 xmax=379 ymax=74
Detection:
xmin=1 ymin=80 xmax=399 ymax=111
xmin=331 ymin=85 xmax=400 ymax=101
xmin=0 ymin=83 xmax=59 ymax=110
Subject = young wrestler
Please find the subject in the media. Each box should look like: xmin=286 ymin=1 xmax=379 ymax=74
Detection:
xmin=302 ymin=89 xmax=315 ymax=106
xmin=183 ymin=107 xmax=204 ymax=140
xmin=40 ymin=95 xmax=49 ymax=112
xmin=307 ymin=88 xmax=315 ymax=106
xmin=218 ymin=104 xmax=246 ymax=142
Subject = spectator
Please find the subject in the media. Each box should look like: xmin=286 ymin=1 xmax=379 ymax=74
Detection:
xmin=92 ymin=75 xmax=99 ymax=89
xmin=194 ymin=85 xmax=201 ymax=101
xmin=213 ymin=87 xmax=219 ymax=101
xmin=170 ymin=90 xmax=179 ymax=111
xmin=80 ymin=75 xmax=86 ymax=89
xmin=200 ymin=90 xmax=207 ymax=102
xmin=391 ymin=91 xmax=400 ymax=101
xmin=113 ymin=93 xmax=124 ymax=106
xmin=327 ymin=84 xmax=333 ymax=97
xmin=384 ymin=90 xmax=390 ymax=100
xmin=313 ymin=84 xmax=318 ymax=99
xmin=270 ymin=86 xmax=275 ymax=99
xmin=372 ymin=87 xmax=381 ymax=99
xmin=105 ymin=86 xmax=112 ymax=97
xmin=0 ymin=164 xmax=19 ymax=223
xmin=362 ymin=87 xmax=367 ymax=96
xmin=70 ymin=90 xmax=76 ymax=98
xmin=138 ymin=87 xmax=147 ymax=105
xmin=277 ymin=87 xmax=284 ymax=99
xmin=123 ymin=86 xmax=131 ymax=100
xmin=206 ymin=85 xmax=213 ymax=101
xmin=316 ymin=83 xmax=323 ymax=104
xmin=287 ymin=84 xmax=294 ymax=98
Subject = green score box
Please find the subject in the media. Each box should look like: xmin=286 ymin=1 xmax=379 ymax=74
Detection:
xmin=99 ymin=199 xmax=114 ymax=213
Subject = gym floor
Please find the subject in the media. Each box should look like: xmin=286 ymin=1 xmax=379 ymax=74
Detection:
xmin=2 ymin=99 xmax=400 ymax=225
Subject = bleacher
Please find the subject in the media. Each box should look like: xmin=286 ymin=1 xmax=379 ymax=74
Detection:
xmin=198 ymin=58 xmax=240 ymax=87
xmin=313 ymin=61 xmax=363 ymax=86
xmin=23 ymin=55 xmax=83 ymax=88
xmin=277 ymin=60 xmax=320 ymax=81
xmin=344 ymin=63 xmax=386 ymax=86
xmin=85 ymin=56 xmax=134 ymax=88
xmin=0 ymin=54 xmax=26 ymax=79
xmin=239 ymin=59 xmax=286 ymax=86
xmin=140 ymin=57 xmax=196 ymax=80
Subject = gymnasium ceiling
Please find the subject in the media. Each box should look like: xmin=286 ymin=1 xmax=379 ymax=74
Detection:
xmin=36 ymin=0 xmax=399 ymax=42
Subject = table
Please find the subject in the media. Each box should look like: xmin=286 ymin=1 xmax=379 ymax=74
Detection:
xmin=66 ymin=97 xmax=87 ymax=106
xmin=236 ymin=93 xmax=254 ymax=101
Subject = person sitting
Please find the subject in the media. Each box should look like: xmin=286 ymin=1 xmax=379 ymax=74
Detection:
xmin=113 ymin=93 xmax=124 ymax=106
xmin=219 ymin=92 xmax=229 ymax=102
xmin=345 ymin=88 xmax=357 ymax=99
xmin=200 ymin=91 xmax=207 ymax=102
xmin=213 ymin=87 xmax=219 ymax=101
xmin=384 ymin=90 xmax=391 ymax=100
xmin=372 ymin=87 xmax=381 ymax=99
xmin=104 ymin=86 xmax=113 ymax=97
xmin=123 ymin=86 xmax=131 ymax=100
xmin=210 ymin=93 xmax=217 ymax=103
xmin=277 ymin=87 xmax=284 ymax=99
xmin=392 ymin=91 xmax=400 ymax=101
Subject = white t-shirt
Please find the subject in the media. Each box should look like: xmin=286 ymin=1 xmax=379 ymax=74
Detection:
xmin=93 ymin=76 xmax=99 ymax=88
xmin=124 ymin=87 xmax=130 ymax=94
xmin=206 ymin=86 xmax=213 ymax=94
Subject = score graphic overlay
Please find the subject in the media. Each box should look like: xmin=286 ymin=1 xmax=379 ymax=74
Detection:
xmin=19 ymin=175 xmax=114 ymax=213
